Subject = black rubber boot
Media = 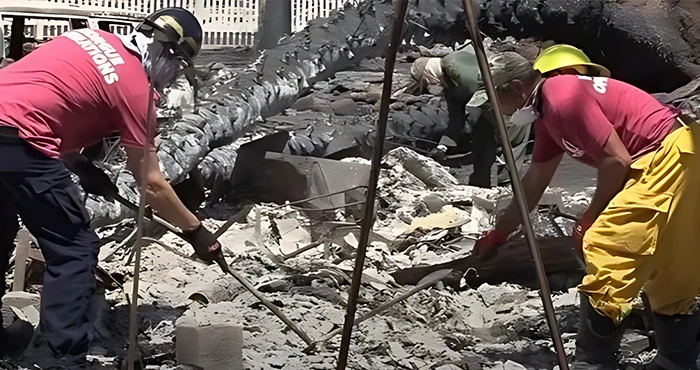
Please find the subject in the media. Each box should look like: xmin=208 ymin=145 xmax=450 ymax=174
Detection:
xmin=0 ymin=319 xmax=35 ymax=359
xmin=571 ymin=295 xmax=626 ymax=370
xmin=647 ymin=310 xmax=700 ymax=370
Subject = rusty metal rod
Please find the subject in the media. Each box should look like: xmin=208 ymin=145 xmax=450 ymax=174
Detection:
xmin=127 ymin=78 xmax=156 ymax=370
xmin=307 ymin=269 xmax=453 ymax=354
xmin=459 ymin=0 xmax=569 ymax=368
xmin=269 ymin=185 xmax=368 ymax=210
xmin=214 ymin=257 xmax=314 ymax=345
xmin=119 ymin=195 xmax=314 ymax=345
xmin=213 ymin=204 xmax=255 ymax=238
xmin=335 ymin=0 xmax=409 ymax=368
xmin=112 ymin=192 xmax=184 ymax=237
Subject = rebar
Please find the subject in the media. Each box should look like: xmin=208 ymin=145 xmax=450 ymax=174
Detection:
xmin=127 ymin=77 xmax=156 ymax=370
xmin=335 ymin=0 xmax=410 ymax=368
xmin=308 ymin=269 xmax=453 ymax=354
xmin=214 ymin=257 xmax=314 ymax=345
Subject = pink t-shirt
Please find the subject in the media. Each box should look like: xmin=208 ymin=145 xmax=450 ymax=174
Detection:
xmin=532 ymin=75 xmax=679 ymax=167
xmin=0 ymin=28 xmax=156 ymax=159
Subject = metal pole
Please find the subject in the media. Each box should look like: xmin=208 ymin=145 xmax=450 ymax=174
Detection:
xmin=335 ymin=0 xmax=409 ymax=368
xmin=459 ymin=0 xmax=569 ymax=368
xmin=309 ymin=269 xmax=453 ymax=353
xmin=127 ymin=79 xmax=156 ymax=370
xmin=214 ymin=258 xmax=315 ymax=345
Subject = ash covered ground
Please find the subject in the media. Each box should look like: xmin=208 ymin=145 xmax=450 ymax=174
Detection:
xmin=0 ymin=45 xmax=662 ymax=370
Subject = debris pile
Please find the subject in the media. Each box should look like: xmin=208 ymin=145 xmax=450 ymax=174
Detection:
xmin=81 ymin=0 xmax=700 ymax=227
xmin=9 ymin=0 xmax=700 ymax=368
xmin=3 ymin=146 xmax=657 ymax=370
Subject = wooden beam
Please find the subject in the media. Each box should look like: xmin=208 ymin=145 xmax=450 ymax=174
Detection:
xmin=12 ymin=228 xmax=34 ymax=292
xmin=390 ymin=236 xmax=585 ymax=289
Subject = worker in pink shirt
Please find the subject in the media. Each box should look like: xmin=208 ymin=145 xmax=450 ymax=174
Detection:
xmin=474 ymin=44 xmax=700 ymax=369
xmin=0 ymin=8 xmax=223 ymax=364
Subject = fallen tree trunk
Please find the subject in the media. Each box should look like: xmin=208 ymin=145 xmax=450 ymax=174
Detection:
xmin=405 ymin=0 xmax=700 ymax=92
xmin=391 ymin=236 xmax=585 ymax=291
xmin=86 ymin=2 xmax=397 ymax=226
xmin=85 ymin=0 xmax=700 ymax=227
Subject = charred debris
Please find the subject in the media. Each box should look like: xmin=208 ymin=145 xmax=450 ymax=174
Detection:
xmin=5 ymin=0 xmax=700 ymax=369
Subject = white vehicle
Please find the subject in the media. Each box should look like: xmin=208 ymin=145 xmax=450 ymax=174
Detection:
xmin=0 ymin=3 xmax=144 ymax=62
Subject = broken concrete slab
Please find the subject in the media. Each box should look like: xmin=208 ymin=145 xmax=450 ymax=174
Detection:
xmin=2 ymin=291 xmax=41 ymax=327
xmin=2 ymin=291 xmax=40 ymax=308
xmin=504 ymin=360 xmax=528 ymax=370
xmin=620 ymin=332 xmax=650 ymax=355
xmin=274 ymin=218 xmax=312 ymax=255
xmin=477 ymin=283 xmax=525 ymax=307
xmin=421 ymin=193 xmax=449 ymax=213
xmin=553 ymin=288 xmax=579 ymax=308
xmin=418 ymin=44 xmax=453 ymax=57
xmin=238 ymin=152 xmax=371 ymax=218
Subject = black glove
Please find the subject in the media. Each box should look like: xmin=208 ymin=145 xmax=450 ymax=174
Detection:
xmin=62 ymin=153 xmax=119 ymax=198
xmin=182 ymin=224 xmax=223 ymax=263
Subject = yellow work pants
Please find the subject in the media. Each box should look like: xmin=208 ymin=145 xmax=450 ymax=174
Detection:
xmin=580 ymin=119 xmax=700 ymax=325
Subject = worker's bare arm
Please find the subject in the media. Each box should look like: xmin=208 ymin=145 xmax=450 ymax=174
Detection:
xmin=494 ymin=153 xmax=564 ymax=235
xmin=124 ymin=147 xmax=201 ymax=232
xmin=583 ymin=130 xmax=631 ymax=221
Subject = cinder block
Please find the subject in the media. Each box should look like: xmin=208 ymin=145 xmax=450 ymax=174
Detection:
xmin=176 ymin=318 xmax=243 ymax=370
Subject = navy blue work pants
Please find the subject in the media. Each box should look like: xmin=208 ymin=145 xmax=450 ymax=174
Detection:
xmin=0 ymin=134 xmax=99 ymax=356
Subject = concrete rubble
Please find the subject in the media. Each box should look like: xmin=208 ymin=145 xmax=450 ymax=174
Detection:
xmin=7 ymin=0 xmax=700 ymax=369
xmin=2 ymin=143 xmax=658 ymax=369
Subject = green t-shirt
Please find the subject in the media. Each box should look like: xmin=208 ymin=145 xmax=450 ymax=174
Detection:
xmin=440 ymin=48 xmax=481 ymax=98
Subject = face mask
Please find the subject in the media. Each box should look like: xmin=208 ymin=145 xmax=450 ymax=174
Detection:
xmin=509 ymin=105 xmax=538 ymax=127
xmin=143 ymin=41 xmax=183 ymax=94
xmin=508 ymin=90 xmax=539 ymax=127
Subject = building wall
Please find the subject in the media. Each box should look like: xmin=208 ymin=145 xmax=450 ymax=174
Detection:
xmin=291 ymin=0 xmax=343 ymax=33
xmin=2 ymin=0 xmax=349 ymax=47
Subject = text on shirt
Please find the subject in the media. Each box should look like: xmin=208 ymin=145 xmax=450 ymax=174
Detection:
xmin=62 ymin=29 xmax=125 ymax=85
xmin=577 ymin=75 xmax=608 ymax=94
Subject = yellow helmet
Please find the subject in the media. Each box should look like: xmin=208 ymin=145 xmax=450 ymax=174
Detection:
xmin=534 ymin=44 xmax=611 ymax=77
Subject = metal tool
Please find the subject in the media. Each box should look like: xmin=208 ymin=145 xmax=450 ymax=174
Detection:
xmin=459 ymin=0 xmax=569 ymax=367
xmin=213 ymin=256 xmax=314 ymax=345
xmin=110 ymin=191 xmax=184 ymax=237
xmin=335 ymin=0 xmax=409 ymax=368
xmin=105 ymin=187 xmax=314 ymax=345
xmin=306 ymin=268 xmax=453 ymax=354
